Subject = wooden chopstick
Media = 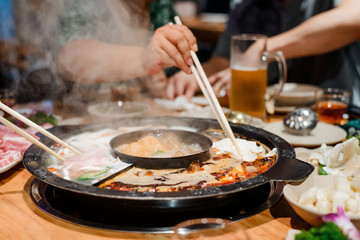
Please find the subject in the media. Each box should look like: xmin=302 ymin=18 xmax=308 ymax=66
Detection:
xmin=174 ymin=16 xmax=243 ymax=157
xmin=0 ymin=101 xmax=81 ymax=155
xmin=0 ymin=115 xmax=66 ymax=161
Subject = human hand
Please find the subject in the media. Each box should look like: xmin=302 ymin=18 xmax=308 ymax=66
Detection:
xmin=139 ymin=71 xmax=168 ymax=98
xmin=142 ymin=24 xmax=197 ymax=76
xmin=166 ymin=70 xmax=199 ymax=100
xmin=208 ymin=67 xmax=231 ymax=96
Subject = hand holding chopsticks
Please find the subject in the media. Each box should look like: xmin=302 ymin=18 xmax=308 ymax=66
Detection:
xmin=0 ymin=101 xmax=81 ymax=161
xmin=174 ymin=16 xmax=243 ymax=157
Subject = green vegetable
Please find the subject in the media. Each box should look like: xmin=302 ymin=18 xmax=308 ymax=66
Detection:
xmin=295 ymin=222 xmax=348 ymax=240
xmin=28 ymin=111 xmax=57 ymax=126
xmin=152 ymin=150 xmax=165 ymax=156
xmin=77 ymin=168 xmax=110 ymax=181
xmin=7 ymin=111 xmax=58 ymax=128
xmin=318 ymin=164 xmax=328 ymax=175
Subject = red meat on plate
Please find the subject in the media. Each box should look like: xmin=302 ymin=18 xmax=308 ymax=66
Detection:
xmin=0 ymin=125 xmax=41 ymax=172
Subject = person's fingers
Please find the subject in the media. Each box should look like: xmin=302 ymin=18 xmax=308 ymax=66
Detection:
xmin=208 ymin=73 xmax=220 ymax=85
xmin=174 ymin=74 xmax=188 ymax=97
xmin=166 ymin=76 xmax=176 ymax=100
xmin=165 ymin=24 xmax=198 ymax=51
xmin=144 ymin=38 xmax=190 ymax=75
xmin=165 ymin=31 xmax=193 ymax=66
xmin=166 ymin=72 xmax=200 ymax=100
xmin=207 ymin=68 xmax=231 ymax=96
xmin=163 ymin=41 xmax=191 ymax=73
xmin=212 ymin=78 xmax=228 ymax=96
xmin=167 ymin=72 xmax=189 ymax=99
xmin=184 ymin=80 xmax=198 ymax=101
xmin=153 ymin=30 xmax=192 ymax=74
xmin=155 ymin=25 xmax=197 ymax=71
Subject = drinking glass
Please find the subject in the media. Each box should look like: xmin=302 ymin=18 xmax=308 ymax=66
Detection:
xmin=315 ymin=88 xmax=350 ymax=124
xmin=230 ymin=34 xmax=287 ymax=118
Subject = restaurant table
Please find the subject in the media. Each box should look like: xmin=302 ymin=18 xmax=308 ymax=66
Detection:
xmin=182 ymin=16 xmax=225 ymax=48
xmin=0 ymin=99 xmax=311 ymax=240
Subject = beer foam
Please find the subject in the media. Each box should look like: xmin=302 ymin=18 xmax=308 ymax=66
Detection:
xmin=231 ymin=65 xmax=266 ymax=71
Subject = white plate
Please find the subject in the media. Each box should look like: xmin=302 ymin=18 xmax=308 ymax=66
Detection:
xmin=0 ymin=152 xmax=22 ymax=174
xmin=268 ymin=83 xmax=321 ymax=107
xmin=154 ymin=96 xmax=199 ymax=111
xmin=87 ymin=101 xmax=150 ymax=119
xmin=264 ymin=121 xmax=347 ymax=147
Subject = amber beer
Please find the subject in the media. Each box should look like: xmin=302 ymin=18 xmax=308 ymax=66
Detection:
xmin=230 ymin=67 xmax=267 ymax=118
xmin=230 ymin=34 xmax=286 ymax=118
xmin=317 ymin=101 xmax=347 ymax=124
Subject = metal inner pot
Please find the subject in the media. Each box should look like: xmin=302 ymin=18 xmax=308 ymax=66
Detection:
xmin=109 ymin=129 xmax=213 ymax=169
xmin=23 ymin=117 xmax=314 ymax=212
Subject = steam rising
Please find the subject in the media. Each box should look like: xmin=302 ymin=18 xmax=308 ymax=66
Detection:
xmin=13 ymin=0 xmax=154 ymax=116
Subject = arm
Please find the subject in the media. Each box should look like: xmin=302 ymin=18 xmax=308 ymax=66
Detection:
xmin=197 ymin=0 xmax=360 ymax=97
xmin=268 ymin=0 xmax=360 ymax=58
xmin=57 ymin=24 xmax=197 ymax=84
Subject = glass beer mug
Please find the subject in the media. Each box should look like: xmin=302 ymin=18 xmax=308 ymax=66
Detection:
xmin=230 ymin=34 xmax=287 ymax=118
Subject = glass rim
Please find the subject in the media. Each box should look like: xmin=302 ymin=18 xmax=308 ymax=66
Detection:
xmin=316 ymin=88 xmax=351 ymax=97
xmin=231 ymin=34 xmax=267 ymax=41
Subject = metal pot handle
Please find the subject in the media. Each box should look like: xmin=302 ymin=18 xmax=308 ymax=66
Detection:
xmin=261 ymin=158 xmax=314 ymax=182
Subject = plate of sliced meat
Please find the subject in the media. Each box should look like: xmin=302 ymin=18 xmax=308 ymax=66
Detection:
xmin=0 ymin=108 xmax=58 ymax=173
xmin=0 ymin=125 xmax=34 ymax=173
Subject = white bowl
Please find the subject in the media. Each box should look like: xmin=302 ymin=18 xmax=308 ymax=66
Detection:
xmin=284 ymin=174 xmax=360 ymax=228
xmin=268 ymin=83 xmax=321 ymax=107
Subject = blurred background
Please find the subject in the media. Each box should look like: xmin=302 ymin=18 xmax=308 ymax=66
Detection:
xmin=0 ymin=0 xmax=230 ymax=104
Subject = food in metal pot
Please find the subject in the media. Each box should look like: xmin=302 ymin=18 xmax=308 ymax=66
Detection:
xmin=46 ymin=127 xmax=277 ymax=192
xmin=116 ymin=132 xmax=202 ymax=158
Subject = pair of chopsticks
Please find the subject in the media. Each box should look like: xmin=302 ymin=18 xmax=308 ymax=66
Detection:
xmin=174 ymin=16 xmax=242 ymax=157
xmin=0 ymin=102 xmax=81 ymax=161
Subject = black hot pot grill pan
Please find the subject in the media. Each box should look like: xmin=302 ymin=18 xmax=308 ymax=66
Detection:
xmin=23 ymin=117 xmax=314 ymax=215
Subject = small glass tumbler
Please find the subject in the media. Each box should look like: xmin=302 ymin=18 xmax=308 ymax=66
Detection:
xmin=315 ymin=88 xmax=350 ymax=124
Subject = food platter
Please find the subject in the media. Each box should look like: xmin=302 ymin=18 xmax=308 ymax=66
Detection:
xmin=23 ymin=117 xmax=313 ymax=227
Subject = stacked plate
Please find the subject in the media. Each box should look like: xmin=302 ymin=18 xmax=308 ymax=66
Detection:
xmin=267 ymin=83 xmax=321 ymax=113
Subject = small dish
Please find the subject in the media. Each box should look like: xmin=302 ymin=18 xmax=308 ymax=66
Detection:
xmin=264 ymin=121 xmax=346 ymax=147
xmin=284 ymin=174 xmax=360 ymax=228
xmin=87 ymin=101 xmax=149 ymax=119
xmin=268 ymin=83 xmax=321 ymax=107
